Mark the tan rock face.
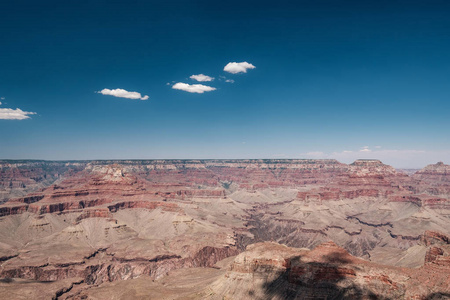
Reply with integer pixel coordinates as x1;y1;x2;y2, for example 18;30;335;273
210;238;450;300
0;161;84;204
0;159;449;299
413;161;450;196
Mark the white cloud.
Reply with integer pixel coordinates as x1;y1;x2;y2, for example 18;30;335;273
224;62;256;74
219;76;235;83
172;82;216;94
0;102;2;105
360;146;371;152
305;151;325;158
190;74;214;82
0;108;36;120
0;97;4;100
97;88;149;100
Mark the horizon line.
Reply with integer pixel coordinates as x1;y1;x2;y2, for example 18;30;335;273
0;158;444;169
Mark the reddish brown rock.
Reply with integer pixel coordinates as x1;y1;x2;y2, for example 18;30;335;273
107;201;180;213
425;247;444;263
421;230;450;246
75;208;113;222
0;159;449;299
211;238;450;300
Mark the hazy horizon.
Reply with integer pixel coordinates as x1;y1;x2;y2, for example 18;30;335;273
0;157;442;169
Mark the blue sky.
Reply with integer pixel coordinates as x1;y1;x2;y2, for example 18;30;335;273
1;0;449;167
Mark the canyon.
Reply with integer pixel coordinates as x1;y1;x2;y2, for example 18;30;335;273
0;159;449;299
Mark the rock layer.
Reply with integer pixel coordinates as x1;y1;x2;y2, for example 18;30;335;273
0;159;449;299
207;238;450;299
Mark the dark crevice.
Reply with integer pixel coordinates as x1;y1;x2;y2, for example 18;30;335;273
83;248;107;260
53;279;84;300
347;216;393;228
0;254;19;262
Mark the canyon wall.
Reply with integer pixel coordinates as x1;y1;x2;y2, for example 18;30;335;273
0;159;449;299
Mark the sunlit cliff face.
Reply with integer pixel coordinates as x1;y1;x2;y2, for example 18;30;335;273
0;159;449;299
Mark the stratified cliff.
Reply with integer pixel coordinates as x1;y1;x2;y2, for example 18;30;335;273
0;160;85;204
0;159;448;299
207;232;450;300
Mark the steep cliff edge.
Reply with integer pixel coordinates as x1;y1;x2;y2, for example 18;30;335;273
207;235;450;300
0;161;85;204
0;159;449;299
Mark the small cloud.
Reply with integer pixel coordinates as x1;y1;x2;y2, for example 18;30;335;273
172;82;216;94
0;108;36;120
359;146;371;152
0;97;4;100
0;102;2;105
219;76;234;83
97;88;149;100
190;74;214;82
224;62;256;74
303;151;325;158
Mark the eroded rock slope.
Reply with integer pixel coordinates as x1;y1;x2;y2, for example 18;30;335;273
0;159;449;299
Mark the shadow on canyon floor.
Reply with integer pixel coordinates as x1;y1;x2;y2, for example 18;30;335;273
261;257;379;299
258;250;450;300
0;277;55;284
424;293;450;300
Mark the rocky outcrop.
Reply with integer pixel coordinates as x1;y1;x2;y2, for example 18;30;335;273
107;201;180;213
414;161;450;180
425;247;444;263
0;204;28;217
210;238;450;300
0;159;449;299
75;209;112;223
413;162;450;196
421;230;450;246
297;188;380;201
0;245;238;286
0;161;85;204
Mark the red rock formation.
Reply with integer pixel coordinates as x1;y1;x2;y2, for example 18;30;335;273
0;204;28;217
414;161;450;181
0;160;449;299
214;236;450;299
413;162;450;195
0;161;84;203
423;197;450;209
0;246;238;286
425;247;444;263
421;230;450;246
297;188;380;201
75;209;113;223
388;194;422;205
107;201;180;213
